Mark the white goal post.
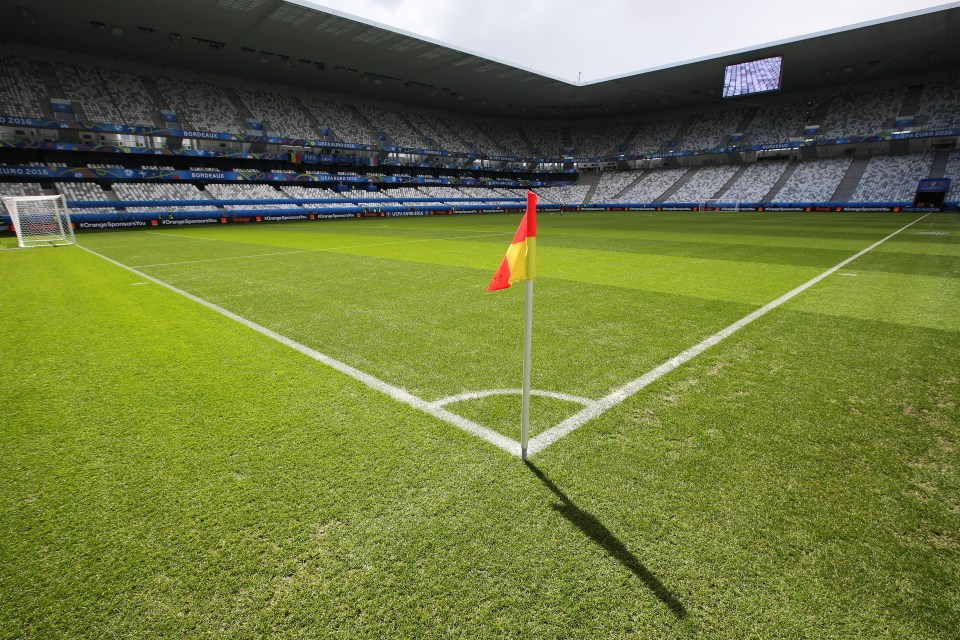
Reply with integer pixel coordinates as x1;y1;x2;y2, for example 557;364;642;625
700;199;740;212
2;195;76;248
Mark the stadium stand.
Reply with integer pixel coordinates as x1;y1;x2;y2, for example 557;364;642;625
54;63;125;125
722;160;791;202
522;123;565;157
457;187;521;201
916;77;960;130
665;165;740;203
0;54;46;119
0;182;44;215
278;185;350;206
300;97;375;145
617;167;689;202
98;68;160;127
572;122;633;158
745;101;808;143
944;150;960;202
54;182;117;213
677;110;743;151
235;88;317;139
626;116;686;155
772;157;853;202
480;122;527;157
357;104;425;148
817;87;907;139
204;183;293;209
1;26;959;217
850;154;935;202
431;116;501;155
154;76;242;133
403;113;471;153
111;182;214;211
592;170;644;202
0;181;43;198
533;185;590;205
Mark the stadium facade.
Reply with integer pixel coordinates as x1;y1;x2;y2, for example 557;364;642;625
1;0;960;228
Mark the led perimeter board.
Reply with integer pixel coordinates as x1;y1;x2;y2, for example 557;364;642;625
722;56;783;98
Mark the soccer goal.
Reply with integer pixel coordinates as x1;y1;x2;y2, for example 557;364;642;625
700;199;740;212
2;195;76;248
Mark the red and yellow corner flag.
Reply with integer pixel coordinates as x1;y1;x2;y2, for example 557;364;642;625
487;191;537;291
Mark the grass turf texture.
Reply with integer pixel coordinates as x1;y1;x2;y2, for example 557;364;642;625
1;211;958;638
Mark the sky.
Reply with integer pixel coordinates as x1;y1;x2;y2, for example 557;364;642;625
304;0;954;83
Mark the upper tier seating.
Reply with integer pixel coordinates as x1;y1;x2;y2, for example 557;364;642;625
55;63;124;125
916;78;960;130
850;154;934;202
155;77;242;133
479;122;527;157
404;113;471;153
772;157;852;202
5;53;959;163
572;122;632;158
817;87;906;138
677;110;744;151
522;124;564;157
300;98;375;145
0;54;46;118
99;68;158;127
746;101;807;143
236;88;316;140
626;116;685;155
357;104;425;148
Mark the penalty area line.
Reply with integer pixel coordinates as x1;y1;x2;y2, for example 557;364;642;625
526;212;932;456
78;244;522;458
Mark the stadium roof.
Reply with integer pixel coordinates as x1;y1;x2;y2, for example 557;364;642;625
2;0;959;117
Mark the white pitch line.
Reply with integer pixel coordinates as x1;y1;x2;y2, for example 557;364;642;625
432;388;593;408
79;244;522;457
132;231;510;268
76;212;930;461
526;213;931;456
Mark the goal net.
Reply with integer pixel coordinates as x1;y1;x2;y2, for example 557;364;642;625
2;195;75;248
700;199;740;212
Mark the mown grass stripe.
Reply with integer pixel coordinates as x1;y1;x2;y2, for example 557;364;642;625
78;244;523;457
528;213;931;455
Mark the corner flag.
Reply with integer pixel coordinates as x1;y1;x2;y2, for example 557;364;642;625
487;191;537;291
487;190;538;460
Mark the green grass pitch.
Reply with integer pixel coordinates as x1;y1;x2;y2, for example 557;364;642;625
2;210;958;638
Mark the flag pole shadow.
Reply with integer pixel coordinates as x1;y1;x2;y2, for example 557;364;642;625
525;461;687;619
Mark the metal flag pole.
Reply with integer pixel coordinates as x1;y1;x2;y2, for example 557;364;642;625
521;279;533;461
